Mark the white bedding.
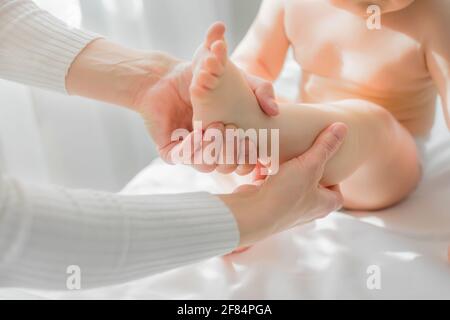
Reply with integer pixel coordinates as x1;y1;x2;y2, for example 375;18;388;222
2;101;448;300
1;59;449;300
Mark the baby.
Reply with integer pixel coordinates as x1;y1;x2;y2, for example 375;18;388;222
189;0;450;210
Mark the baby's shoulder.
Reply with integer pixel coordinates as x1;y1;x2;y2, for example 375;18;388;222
415;0;449;29
410;0;449;45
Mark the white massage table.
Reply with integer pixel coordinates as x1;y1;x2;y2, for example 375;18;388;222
1;60;449;300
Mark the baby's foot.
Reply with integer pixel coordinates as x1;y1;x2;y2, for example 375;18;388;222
190;22;261;129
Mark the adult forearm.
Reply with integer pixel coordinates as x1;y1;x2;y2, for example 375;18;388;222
66;39;183;110
0;0;98;92
0;176;238;289
0;0;183;108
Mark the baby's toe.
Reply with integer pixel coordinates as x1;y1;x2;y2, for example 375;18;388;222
197;70;220;90
205;22;225;49
205;55;225;77
190;81;208;98
211;40;228;66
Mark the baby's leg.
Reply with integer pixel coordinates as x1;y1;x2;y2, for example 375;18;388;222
191;23;421;210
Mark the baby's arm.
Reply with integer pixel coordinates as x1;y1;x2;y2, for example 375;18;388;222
425;1;450;129
232;0;289;81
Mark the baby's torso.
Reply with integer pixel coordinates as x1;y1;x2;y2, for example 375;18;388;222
283;0;437;136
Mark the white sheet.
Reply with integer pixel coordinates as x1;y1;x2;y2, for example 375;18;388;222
1;100;448;300
1;57;448;300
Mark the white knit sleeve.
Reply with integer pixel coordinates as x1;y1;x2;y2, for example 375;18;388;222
0;175;239;289
0;0;100;92
0;0;240;290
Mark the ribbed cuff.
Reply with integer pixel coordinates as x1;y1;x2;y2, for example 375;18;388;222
0;0;101;93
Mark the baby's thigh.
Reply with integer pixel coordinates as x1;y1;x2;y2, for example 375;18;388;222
340;123;422;211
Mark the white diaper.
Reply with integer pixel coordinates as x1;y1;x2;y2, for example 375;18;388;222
414;136;429;165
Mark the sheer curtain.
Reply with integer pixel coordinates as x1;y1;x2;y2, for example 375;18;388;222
0;0;261;191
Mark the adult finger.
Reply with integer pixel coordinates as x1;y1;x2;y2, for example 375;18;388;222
167;129;201;165
297;123;348;182
160;140;182;164
233;183;258;193
291;186;343;229
236;137;258;176
253;162;268;182
216;124;240;174
192;123;225;173
315;185;344;217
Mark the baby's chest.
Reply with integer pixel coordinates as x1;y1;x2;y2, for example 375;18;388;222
284;2;429;92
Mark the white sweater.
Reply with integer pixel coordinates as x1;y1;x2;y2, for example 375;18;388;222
0;0;239;290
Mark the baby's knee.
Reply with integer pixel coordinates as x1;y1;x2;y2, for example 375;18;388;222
335;99;398;144
336;99;393;123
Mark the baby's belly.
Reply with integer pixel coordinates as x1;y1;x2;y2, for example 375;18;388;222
299;73;437;137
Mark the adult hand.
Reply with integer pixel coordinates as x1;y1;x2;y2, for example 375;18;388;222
219;123;348;247
132;57;278;173
67;39;277;174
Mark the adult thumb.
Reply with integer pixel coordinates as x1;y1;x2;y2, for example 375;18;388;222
296;123;348;182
